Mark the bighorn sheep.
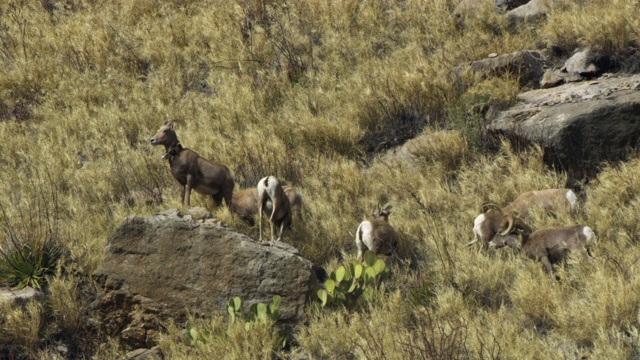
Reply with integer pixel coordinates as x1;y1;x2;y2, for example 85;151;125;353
355;203;399;261
488;214;596;273
257;176;292;242
231;185;303;226
150;121;235;207
470;188;578;247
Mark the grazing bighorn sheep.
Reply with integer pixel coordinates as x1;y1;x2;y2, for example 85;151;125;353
150;121;235;207
257;176;292;242
355;203;399;261
231;185;303;226
488;214;596;273
470;188;578;247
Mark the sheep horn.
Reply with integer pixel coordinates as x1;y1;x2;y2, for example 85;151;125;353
499;215;515;236
481;202;502;214
381;201;394;212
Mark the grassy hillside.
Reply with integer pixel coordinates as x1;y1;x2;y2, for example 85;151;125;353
1;0;639;358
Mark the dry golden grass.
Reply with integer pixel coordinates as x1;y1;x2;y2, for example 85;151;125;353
1;0;639;358
542;0;640;54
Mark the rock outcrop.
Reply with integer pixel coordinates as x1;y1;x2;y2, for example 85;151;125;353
451;50;547;88
90;209;318;349
505;0;546;25
563;48;617;78
0;287;44;306
488;74;640;177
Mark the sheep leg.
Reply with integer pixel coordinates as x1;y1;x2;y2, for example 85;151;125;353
270;197;278;221
276;221;284;242
223;189;233;208
355;234;364;261
270;219;275;241
258;205;264;241
541;256;553;274
212;193;223;207
356;242;364;261
180;185;186;206
185;175;194;207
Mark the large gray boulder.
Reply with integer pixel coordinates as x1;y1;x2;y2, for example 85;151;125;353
90;209;318;349
488;74;640;176
505;0;546;25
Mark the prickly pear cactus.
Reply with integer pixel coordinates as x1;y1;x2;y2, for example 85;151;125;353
317;250;389;309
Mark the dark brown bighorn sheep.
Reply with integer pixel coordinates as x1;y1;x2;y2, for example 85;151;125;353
150;121;235;207
231;185;303;226
355;202;399;261
470;188;578;247
257;176;292;242
488;214;596;274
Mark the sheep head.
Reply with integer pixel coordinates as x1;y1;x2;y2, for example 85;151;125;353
372;202;394;222
150;120;179;146
488;214;531;250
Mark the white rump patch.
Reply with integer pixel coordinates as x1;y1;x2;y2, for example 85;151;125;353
473;214;486;240
257;176;279;217
357;221;374;250
566;190;578;213
583;226;596;247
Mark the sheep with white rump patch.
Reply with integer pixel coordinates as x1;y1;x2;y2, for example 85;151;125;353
231;185;303;226
488;214;596;274
470;188;578;248
355;203;399;261
257;176;292;242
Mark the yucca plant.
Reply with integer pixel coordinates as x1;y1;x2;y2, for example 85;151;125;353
0;184;67;289
0;234;64;289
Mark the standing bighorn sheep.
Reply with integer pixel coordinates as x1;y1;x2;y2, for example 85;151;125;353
488;214;596;274
231;185;303;226
150;121;235;207
355;203;399;261
257;176;292;242
470;188;578;247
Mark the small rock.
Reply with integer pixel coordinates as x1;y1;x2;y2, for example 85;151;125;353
0;287;45;306
154;208;182;218
124;346;164;360
187;206;212;221
540;69;564;89
488;53;498;58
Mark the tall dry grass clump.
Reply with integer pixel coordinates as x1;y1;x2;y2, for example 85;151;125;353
0;0;639;358
543;0;640;55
